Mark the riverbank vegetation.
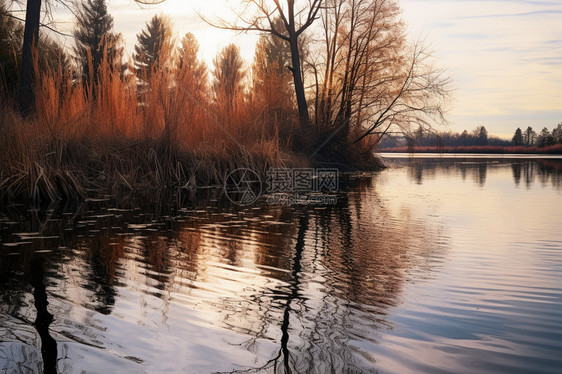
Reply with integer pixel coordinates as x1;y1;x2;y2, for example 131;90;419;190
379;124;562;153
381;144;562;154
0;0;449;205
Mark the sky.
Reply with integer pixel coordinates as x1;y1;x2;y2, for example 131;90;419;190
49;0;562;139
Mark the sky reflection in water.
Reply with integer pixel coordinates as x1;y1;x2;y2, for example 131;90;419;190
1;158;561;373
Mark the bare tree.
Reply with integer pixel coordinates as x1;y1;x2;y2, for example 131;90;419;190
204;0;323;126
352;42;450;145
312;0;450;148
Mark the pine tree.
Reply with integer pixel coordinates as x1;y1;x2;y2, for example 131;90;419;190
0;0;23;98
174;32;207;136
473;126;488;145
512;127;523;146
175;33;207;104
251;35;294;131
258;18;292;77
73;0;123;86
553;123;562;144
537;127;554;147
177;33;205;74
212;43;246;109
524;126;536;146
252;34;292;91
133;14;174;86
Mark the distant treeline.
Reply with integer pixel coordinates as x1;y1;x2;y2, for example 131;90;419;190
379;124;562;153
380;144;562;154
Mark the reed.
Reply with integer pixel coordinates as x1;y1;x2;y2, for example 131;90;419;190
1;44;386;205
0;52;297;205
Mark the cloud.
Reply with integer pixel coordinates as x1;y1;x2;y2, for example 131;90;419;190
401;0;562;137
455;9;562;20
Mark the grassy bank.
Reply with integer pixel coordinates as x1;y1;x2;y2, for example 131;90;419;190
0;122;294;204
0;113;381;205
379;144;562;154
0;60;382;205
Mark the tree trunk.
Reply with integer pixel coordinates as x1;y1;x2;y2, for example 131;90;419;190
15;0;42;116
30;256;58;374
289;35;309;126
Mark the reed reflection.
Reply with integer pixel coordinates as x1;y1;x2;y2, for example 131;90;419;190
1;177;446;373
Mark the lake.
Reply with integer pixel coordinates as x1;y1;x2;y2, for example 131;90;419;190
1;157;561;373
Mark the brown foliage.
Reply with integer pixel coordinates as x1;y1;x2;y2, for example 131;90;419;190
312;0;450;147
1;37;295;204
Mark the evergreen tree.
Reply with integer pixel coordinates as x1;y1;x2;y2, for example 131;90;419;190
174;33;207;129
259;18;292;77
133;14;174;86
473;126;488;145
524;126;536;146
459;130;469;146
212;43;245;109
175;32;207;103
250;35;294;134
73;0;123;85
0;0;23;99
177;33;204;74
552;123;562;144
251;35;292;100
537;127;554;147
512;127;523;146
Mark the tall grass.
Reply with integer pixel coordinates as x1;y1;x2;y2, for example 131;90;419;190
0;51;296;205
1;38;389;205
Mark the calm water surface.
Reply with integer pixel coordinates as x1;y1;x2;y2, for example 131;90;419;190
1;158;561;373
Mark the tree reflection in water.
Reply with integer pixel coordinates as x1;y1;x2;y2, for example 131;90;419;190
1;174;448;373
214;176;445;373
393;157;562;188
30;256;58;374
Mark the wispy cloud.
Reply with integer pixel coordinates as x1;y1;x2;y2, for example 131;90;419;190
401;0;562;137
455;9;562;19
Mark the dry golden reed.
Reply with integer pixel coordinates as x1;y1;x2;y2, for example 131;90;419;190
0;49;298;204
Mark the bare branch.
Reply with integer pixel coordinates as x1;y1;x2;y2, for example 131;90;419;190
1;11;72;37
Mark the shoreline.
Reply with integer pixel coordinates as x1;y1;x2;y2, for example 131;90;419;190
379;152;562;159
378;144;562;155
0;132;385;206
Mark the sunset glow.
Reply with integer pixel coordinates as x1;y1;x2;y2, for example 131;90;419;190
41;0;562;138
